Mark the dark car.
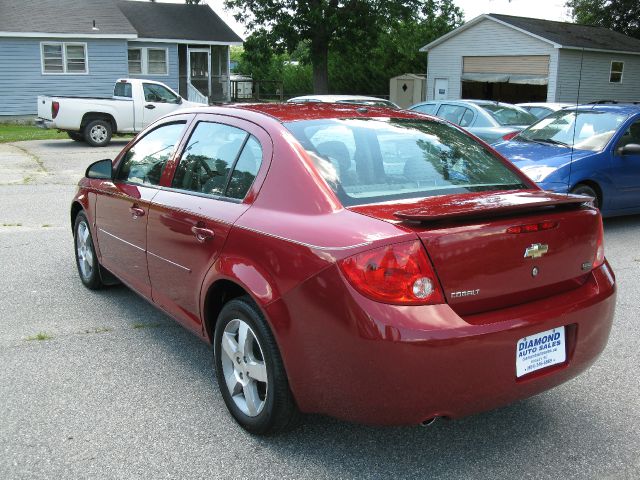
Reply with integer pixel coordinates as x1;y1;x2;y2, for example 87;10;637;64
72;103;615;434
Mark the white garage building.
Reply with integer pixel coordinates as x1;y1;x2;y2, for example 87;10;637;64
421;14;640;104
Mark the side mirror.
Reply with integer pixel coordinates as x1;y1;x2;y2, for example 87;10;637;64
617;143;640;155
176;96;183;105
86;159;113;179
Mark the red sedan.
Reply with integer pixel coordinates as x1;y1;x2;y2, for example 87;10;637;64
72;103;616;434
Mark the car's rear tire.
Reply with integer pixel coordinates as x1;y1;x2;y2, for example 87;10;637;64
213;296;299;434
571;183;600;209
74;212;103;290
84;119;112;147
67;132;84;142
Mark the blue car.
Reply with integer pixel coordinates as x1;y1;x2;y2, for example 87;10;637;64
493;104;640;217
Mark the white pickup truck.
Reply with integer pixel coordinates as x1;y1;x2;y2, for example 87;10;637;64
36;78;201;147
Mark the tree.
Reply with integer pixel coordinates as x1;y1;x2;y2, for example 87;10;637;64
566;0;640;39
224;0;453;94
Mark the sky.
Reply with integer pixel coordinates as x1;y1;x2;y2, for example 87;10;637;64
160;0;574;40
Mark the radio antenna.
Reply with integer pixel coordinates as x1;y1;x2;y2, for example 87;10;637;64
567;48;584;196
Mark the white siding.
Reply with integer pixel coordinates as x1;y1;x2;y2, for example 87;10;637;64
426;18;558;101
556;49;640;103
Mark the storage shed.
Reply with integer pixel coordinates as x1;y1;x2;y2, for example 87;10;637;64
420;14;640;104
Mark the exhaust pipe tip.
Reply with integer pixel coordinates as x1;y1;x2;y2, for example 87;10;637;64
420;416;438;427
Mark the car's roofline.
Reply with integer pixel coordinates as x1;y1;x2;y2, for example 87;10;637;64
173;102;430;123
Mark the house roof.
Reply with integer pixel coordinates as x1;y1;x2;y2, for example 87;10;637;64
0;0;243;44
0;0;137;37
420;14;640;55
117;1;243;44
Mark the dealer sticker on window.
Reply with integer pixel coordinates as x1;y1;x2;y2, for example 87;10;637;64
516;327;566;378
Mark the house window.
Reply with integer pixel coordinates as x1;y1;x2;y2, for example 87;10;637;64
148;49;168;75
610;61;624;83
41;42;87;74
128;49;142;74
127;47;168;75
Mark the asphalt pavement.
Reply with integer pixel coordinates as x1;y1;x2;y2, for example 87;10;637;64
0;139;639;479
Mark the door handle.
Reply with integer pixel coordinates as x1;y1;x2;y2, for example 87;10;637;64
145;104;156;110
130;206;145;218
191;226;215;243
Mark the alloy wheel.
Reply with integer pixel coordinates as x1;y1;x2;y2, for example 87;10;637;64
219;318;268;417
76;221;94;280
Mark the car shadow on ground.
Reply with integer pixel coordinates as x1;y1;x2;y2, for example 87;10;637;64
603;213;640;232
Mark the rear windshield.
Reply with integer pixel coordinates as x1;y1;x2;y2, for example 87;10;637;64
284;118;528;206
480;104;537;126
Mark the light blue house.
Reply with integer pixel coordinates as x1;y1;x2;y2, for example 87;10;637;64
0;0;243;119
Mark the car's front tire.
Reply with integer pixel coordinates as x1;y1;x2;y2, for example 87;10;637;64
213;296;299;434
571;183;600;209
74;212;103;289
84;119;112;147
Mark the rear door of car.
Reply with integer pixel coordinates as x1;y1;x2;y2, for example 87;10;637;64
95;118;189;297
146;113;271;333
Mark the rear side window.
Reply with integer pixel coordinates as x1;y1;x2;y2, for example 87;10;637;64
412;104;436;115
436;104;467;124
173;122;262;199
114;82;132;98
116;122;186;186
480;104;537;126
285;118;528;206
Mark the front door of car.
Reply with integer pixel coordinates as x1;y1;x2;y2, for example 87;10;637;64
147;115;268;334
94;120;188;297
142;82;184;127
611;118;640;210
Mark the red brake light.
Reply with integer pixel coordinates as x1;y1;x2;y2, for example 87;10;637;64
338;241;444;305
502;131;519;141
51;101;60;119
593;215;605;269
506;221;558;234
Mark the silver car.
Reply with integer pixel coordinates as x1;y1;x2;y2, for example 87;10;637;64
517;102;573;120
408;99;537;144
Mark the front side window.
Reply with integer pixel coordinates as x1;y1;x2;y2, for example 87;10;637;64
42;42;87;74
518;110;628;151
285;118;528;206
610;61;624;83
116;122;186;186
143;83;179;104
173;122;263;199
616;120;640;150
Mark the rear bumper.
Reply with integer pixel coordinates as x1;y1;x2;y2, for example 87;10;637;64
271;261;616;425
35;118;56;130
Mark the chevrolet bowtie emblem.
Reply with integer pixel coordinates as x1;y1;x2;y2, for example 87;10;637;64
524;243;549;259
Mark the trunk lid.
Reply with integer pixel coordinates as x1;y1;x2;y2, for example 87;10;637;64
350;190;599;317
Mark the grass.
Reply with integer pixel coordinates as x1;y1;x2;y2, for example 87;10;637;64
0;123;67;143
26;332;53;341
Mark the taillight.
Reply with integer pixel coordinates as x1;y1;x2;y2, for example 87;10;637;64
593;215;605;269
502;131;519;141
506;221;557;234
338;241;444;305
51;101;60;119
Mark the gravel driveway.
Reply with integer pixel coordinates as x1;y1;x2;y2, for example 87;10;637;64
1;139;639;479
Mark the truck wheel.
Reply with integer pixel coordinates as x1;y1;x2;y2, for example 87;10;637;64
84;120;112;147
67;132;84;142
